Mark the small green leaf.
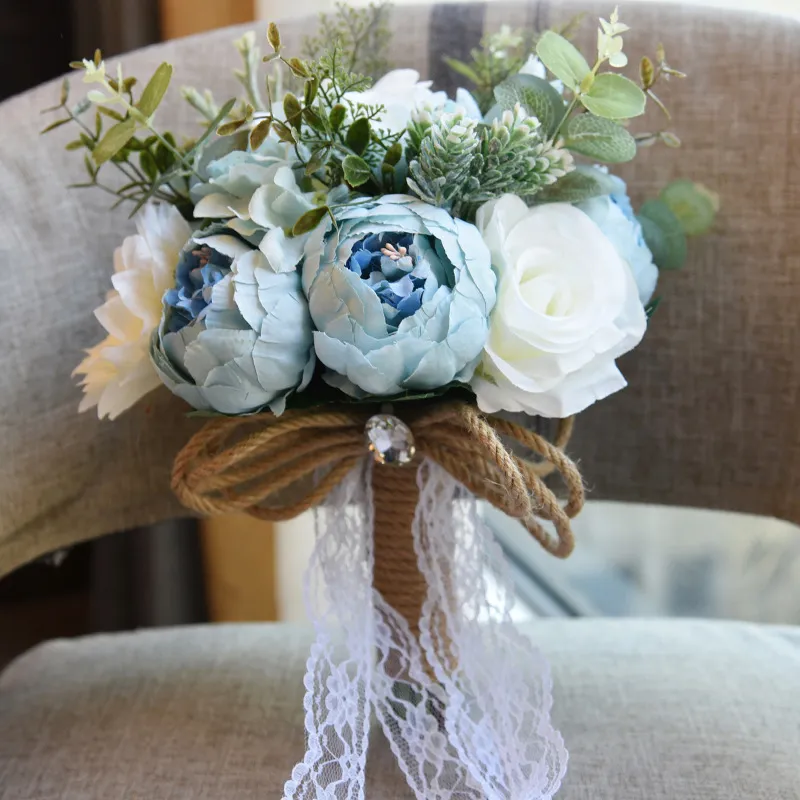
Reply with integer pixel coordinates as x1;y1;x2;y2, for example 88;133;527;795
304;78;319;106
272;119;295;143
154;134;177;171
345;117;370;155
581;73;646;119
305;148;329;176
98;105;125;121
644;295;662;319
140;150;158;181
94;110;102;136
329;104;346;132
137;63;173;118
659;180;719;236
65;139;84;151
60;78;69;105
267;22;281;51
640;56;655;90
493;74;566;137
284;57;309;78
535;30;591;91
283;93;303;129
383;141;403;167
535;165;619;204
443;57;481;86
292;206;329;236
40;118;71;134
564;114;637;163
638;199;688;270
92;118;136;164
303;107;325;132
217;118;246;136
249;118;272;150
342;154;372;187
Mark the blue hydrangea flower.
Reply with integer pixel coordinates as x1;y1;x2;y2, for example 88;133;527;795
578;177;658;304
302;195;496;397
151;234;315;415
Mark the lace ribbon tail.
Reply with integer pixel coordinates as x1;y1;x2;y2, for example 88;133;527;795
282;462;375;800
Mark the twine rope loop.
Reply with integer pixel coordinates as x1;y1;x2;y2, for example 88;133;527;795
172;402;584;558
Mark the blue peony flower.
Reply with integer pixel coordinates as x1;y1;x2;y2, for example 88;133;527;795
151;233;315;415
302;195;496;397
163;243;232;333
578;177;658;304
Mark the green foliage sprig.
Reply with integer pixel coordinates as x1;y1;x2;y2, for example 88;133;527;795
304;1;391;80
445;17;584;115
41;51;235;218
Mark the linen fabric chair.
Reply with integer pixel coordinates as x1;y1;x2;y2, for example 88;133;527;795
1;2;799;798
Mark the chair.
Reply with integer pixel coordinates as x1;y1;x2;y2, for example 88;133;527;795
1;2;798;797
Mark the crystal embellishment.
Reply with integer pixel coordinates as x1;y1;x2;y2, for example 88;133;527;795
364;414;416;466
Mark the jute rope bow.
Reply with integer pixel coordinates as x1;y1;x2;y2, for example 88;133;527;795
172;401;584;558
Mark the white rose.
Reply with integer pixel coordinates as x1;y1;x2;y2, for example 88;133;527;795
471;196;646;418
344;69;446;134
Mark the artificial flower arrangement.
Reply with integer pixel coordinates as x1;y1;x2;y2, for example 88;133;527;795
44;5;717;798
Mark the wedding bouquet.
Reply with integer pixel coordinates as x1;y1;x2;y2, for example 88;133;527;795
44;5;716;798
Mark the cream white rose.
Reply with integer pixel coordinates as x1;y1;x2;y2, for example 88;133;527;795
471;196;646;418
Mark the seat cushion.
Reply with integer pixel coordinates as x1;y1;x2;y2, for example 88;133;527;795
0;620;797;799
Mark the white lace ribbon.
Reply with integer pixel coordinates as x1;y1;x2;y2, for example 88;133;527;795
283;458;567;800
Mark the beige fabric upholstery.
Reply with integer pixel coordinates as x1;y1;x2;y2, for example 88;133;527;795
0;619;798;798
1;2;799;576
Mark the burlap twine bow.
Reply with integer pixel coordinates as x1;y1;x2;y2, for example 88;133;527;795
172;401;584;633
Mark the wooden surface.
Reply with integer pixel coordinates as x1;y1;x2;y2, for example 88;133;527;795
201;515;278;622
159;0;255;39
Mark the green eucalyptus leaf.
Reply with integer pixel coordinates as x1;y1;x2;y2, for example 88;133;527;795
249;118;272;150
93;118;136;164
186;98;236;157
139;149;158;181
305;147;329;176
564;114;637;163
535;30;591;91
292;205;329;236
644;295;662;319
638;199;688;270
267;22;281;51
329;104;346;132
217;118;246;136
303;106;325;132
40;118;71;134
283;92;302;129
98;105;125;122
534;165;619;204
345;117;370;155
581;73;646;119
137;63;173;118
443;57;481;86
342;154;372;187
304;77;319;106
659;180;719;236
285;57;309;78
272;119;295;143
493;74;566;137
383;141;403;167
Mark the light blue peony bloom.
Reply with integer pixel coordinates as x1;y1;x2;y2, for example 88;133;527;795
578;177;658;304
151;233;315;415
302;195;496;397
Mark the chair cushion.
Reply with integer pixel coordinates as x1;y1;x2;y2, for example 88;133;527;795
0;619;797;799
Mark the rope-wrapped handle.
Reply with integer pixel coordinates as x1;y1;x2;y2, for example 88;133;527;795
172;402;584;558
